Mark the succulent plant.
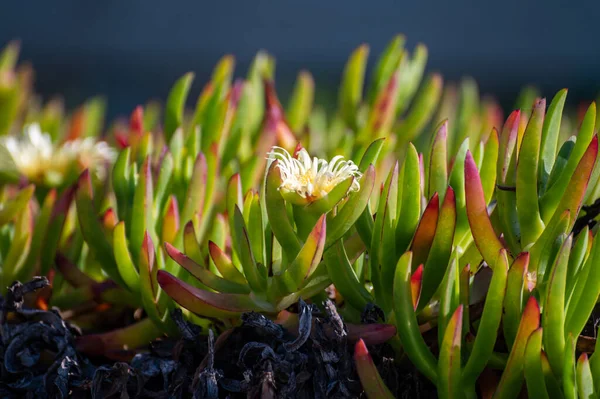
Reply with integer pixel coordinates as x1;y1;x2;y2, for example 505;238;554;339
157;143;377;319
2;35;600;398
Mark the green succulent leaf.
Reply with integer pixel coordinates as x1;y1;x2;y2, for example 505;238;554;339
276;214;326;294
538;89;568;193
438;305;463;399
462;248;508;388
326;164;375;248
393;251;438;383
338;44;369;130
495;296;540;399
287;70;314;133
232;206;267;293
523;328;550;399
164;72;194;142
516;98;546;247
542;233;571;375
113;221;140;295
324;239;372;311
395;143;422;253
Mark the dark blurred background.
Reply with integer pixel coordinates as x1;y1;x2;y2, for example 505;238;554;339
1;1;599;120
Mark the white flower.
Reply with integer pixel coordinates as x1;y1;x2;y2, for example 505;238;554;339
0;123;116;186
267;146;362;201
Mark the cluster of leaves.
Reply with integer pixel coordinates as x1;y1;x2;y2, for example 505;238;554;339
1;35;600;398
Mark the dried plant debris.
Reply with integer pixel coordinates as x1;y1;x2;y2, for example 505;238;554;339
1;281;438;398
0;278;93;398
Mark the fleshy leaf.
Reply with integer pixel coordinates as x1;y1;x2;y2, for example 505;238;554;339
338;44;369;129
113;221;140;295
326;165;375;247
462;249;508;388
324;239;373;310
277;215;326;294
396;143;422;253
504;252;529;349
354;339;395;399
393;251;438;383
495;296;540;399
543;234;571;375
516;98;546;247
410;193;439;269
164;72;194;142
438;305;463;399
523;328;549;399
208;241;246;284
539;89;568;193
465;151;506;268
157;270;272;318
165;243;250;294
427;120;448;200
287;70;314;133
419;186;456;309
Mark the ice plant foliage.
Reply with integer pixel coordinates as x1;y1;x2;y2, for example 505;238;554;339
267;146;362;202
1;37;600;398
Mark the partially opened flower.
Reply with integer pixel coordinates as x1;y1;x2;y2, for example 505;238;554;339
267;146;362;205
1;123;115;187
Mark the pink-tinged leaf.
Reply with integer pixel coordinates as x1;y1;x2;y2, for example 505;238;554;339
129;105;144;137
495;296;540;399
102;208;118;231
208;241;247;284
139;232;162;326
419;186;456;309
264;80;296;151
411;193;439;269
498;110;520;184
540;103;596;221
438;305;463;399
465;151;507;269
576;353;595;399
157;270;272;318
427;120;448;200
354;339;395;399
360;72;400;143
411;264;423;310
165;243;250;294
161;195;180;244
547;135;598;232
